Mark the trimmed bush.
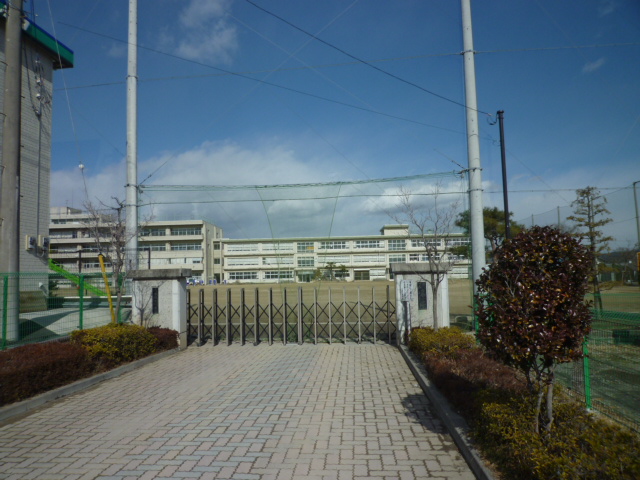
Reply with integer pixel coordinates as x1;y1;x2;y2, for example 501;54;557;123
473;388;640;479
0;342;92;406
71;323;157;369
147;327;179;351
408;326;475;359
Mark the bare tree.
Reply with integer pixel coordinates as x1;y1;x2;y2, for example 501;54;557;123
390;184;461;330
83;197;142;322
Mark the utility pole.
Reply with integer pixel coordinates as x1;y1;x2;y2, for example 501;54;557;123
633;180;640;250
125;0;138;272
461;0;486;291
497;110;511;239
0;0;24;343
0;0;23;275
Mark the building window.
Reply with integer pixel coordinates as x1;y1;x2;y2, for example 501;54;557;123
262;242;294;252
354;270;370;281
355;240;383;249
152;287;159;314
265;270;294;280
226;257;260;266
297;257;315;267
388;239;406;251
171;243;202;251
409;253;430;262
418;282;428;310
214;258;221;264
446;237;471;247
229;271;258;280
138;244;166;251
388;254;406;263
262;256;294;266
171;227;202;236
353;254;385;263
319;241;347;250
318;255;349;265
213;243;221;250
411;239;441;248
227;244;258;252
297;242;315;252
141;228;166;237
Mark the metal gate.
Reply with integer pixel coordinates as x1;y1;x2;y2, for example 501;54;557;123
186;285;396;346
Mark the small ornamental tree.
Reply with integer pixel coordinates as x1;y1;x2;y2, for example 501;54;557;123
475;226;593;434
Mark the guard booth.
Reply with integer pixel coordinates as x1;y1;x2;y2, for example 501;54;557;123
391;262;450;346
128;268;192;349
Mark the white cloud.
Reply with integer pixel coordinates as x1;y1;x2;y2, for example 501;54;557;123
51;140;471;240
106;42;126;59
166;0;238;64
582;57;606;74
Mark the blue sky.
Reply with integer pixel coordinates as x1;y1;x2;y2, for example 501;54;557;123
34;0;640;246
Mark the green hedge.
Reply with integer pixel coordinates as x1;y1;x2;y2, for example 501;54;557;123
407;329;640;479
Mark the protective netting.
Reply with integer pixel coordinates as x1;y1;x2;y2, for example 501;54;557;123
515;186;638;249
139;171;467;239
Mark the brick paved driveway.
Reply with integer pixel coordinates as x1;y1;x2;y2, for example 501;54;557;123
0;344;475;480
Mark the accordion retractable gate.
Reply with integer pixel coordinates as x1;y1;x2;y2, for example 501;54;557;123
187;286;397;346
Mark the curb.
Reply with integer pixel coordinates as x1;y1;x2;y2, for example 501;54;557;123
399;345;496;480
0;347;183;425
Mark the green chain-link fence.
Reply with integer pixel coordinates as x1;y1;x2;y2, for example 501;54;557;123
1;271;130;350
556;292;640;432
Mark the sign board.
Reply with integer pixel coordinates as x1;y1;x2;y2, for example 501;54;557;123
400;280;413;301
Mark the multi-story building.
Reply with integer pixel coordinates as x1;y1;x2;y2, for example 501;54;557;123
0;5;73;273
49;207;222;283
49;209;470;284
219;224;470;284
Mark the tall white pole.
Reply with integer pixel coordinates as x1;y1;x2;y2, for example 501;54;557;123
461;0;486;291
125;0;138;271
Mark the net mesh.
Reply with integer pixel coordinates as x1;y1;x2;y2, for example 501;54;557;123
139;171;467;240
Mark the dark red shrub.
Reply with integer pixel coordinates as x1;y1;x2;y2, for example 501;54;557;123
0;342;93;406
147;327;179;351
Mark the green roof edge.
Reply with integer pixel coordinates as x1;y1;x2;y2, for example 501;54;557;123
1;1;74;69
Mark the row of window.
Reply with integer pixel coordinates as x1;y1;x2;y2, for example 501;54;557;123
225;237;469;253
223;252;467;268
140;228;202;237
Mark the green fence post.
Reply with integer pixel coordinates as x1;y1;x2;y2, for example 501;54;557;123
2;276;8;350
583;337;592;410
78;275;84;330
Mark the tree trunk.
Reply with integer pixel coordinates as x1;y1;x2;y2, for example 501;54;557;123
431;273;439;330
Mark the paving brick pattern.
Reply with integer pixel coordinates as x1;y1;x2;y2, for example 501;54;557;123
0;345;475;480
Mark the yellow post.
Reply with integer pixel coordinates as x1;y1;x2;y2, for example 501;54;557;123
99;254;116;323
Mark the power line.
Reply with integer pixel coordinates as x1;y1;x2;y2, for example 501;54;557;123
244;0;492;117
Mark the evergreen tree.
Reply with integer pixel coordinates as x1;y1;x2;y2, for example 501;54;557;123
566;187;613;306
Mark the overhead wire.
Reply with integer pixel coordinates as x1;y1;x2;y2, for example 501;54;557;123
44;0;89;201
243;0;493;117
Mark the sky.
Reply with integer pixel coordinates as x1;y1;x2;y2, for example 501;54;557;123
32;0;640;247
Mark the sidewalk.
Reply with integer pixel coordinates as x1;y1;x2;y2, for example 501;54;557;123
0;344;476;480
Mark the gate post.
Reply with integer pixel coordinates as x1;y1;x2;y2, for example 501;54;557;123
372;287;377;344
226;289;232;346
297;288;303;345
283;289;288;345
254;288;259;346
128;268;191;349
197;288;204;346
268;288;273;346
343;287;347;344
213;289;218;345
240;289;246;346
